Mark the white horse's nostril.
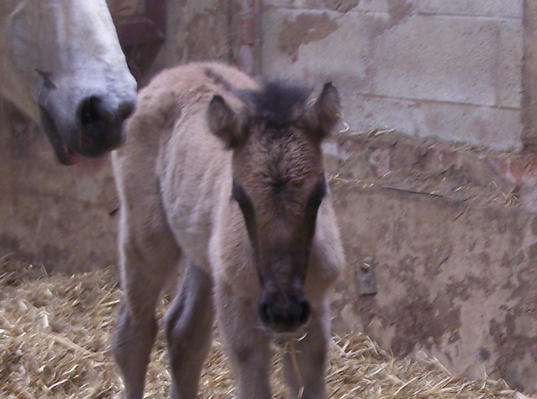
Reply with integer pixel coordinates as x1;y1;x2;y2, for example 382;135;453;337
78;96;135;132
116;100;135;121
78;96;110;129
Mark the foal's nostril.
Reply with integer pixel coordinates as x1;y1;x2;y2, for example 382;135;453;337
259;300;273;326
259;299;285;326
259;297;311;332
297;298;310;325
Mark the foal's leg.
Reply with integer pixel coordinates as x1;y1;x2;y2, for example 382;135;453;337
164;262;214;399
216;282;272;399
282;302;331;399
111;207;182;399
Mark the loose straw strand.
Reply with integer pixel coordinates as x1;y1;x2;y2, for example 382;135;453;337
287;340;305;399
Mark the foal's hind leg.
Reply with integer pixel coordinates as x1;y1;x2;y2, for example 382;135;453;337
216;282;272;399
282;302;331;399
111;198;182;399
164;262;214;399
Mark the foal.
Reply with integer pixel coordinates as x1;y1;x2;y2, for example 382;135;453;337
111;62;345;399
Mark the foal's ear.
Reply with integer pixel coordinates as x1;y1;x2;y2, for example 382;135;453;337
207;95;247;149
304;82;341;140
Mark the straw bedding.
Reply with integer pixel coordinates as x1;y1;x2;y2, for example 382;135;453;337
0;260;532;399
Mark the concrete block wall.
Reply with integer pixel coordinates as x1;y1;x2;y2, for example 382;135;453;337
261;0;525;151
0;104;118;274
324;131;537;392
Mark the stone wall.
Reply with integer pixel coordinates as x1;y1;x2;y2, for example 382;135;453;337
99;0;537;151
0;103;118;274
262;0;525;151
127;0;259;83
523;0;537;149
325;132;537;392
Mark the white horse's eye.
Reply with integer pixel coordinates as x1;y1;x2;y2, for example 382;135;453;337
35;69;57;89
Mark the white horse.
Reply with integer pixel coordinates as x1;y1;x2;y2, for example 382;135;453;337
0;0;137;164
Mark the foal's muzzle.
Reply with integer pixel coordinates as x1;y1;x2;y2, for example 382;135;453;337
259;294;311;333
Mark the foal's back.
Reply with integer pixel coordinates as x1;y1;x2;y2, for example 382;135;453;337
113;62;259;269
117;62;258;162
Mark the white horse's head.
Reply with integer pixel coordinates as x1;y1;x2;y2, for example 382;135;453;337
0;0;137;164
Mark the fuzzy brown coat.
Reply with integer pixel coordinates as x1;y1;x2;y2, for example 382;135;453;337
111;62;345;399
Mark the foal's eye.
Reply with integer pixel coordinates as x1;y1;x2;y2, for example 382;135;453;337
231;181;246;202
308;178;327;209
231;180;258;245
231;181;254;215
303;177;327;239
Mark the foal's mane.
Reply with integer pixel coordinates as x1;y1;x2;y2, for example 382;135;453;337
204;67;312;129
240;81;312;129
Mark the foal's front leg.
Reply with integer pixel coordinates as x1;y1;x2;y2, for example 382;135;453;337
215;282;271;399
282;302;331;399
165;262;214;399
111;199;182;399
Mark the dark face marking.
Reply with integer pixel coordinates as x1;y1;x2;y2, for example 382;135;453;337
232;170;325;333
205;68;235;93
207;78;340;333
270;176;290;195
240;81;312;130
231;170;327;285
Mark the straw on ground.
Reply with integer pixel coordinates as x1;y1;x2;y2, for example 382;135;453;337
0;261;531;399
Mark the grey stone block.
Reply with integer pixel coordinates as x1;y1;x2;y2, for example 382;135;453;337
263;0;363;12
262;9;382;92
522;0;537;147
263;0;321;8
344;94;523;151
371;15;499;106
418;0;523;18
356;0;418;14
263;0;419;14
497;19;523;108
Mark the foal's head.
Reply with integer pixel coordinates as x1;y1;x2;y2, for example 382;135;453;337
208;80;340;333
